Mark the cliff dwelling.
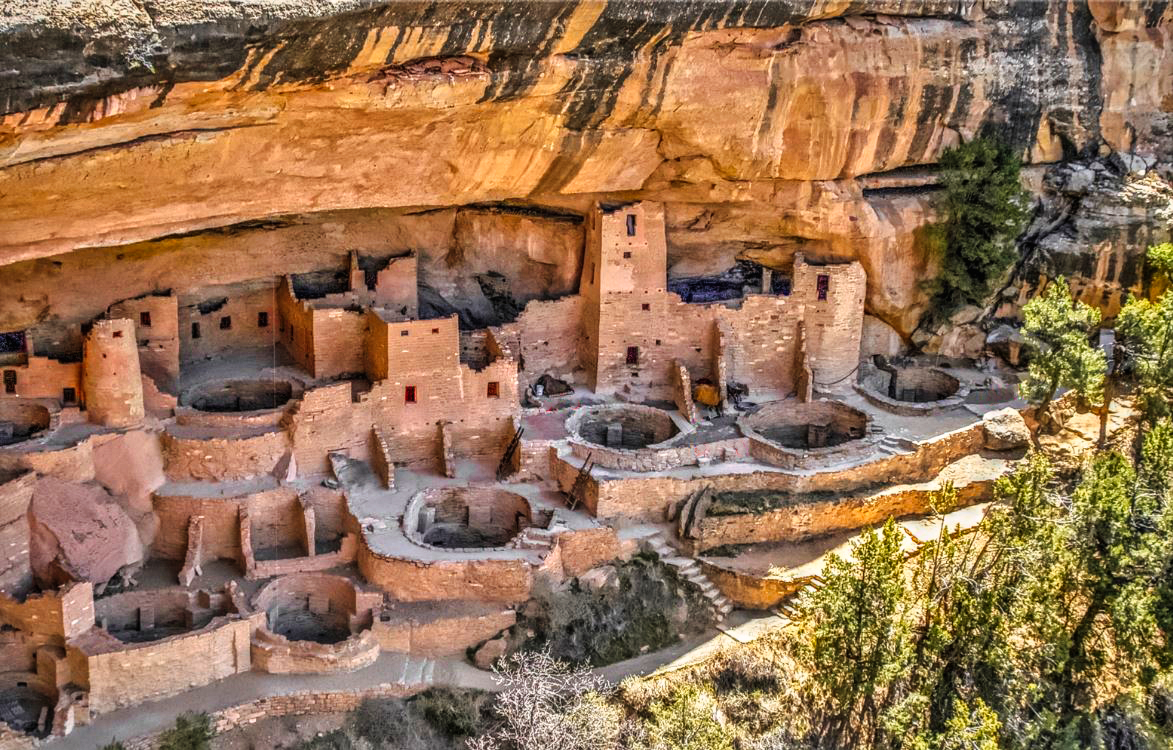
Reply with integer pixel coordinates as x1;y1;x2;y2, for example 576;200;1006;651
0;0;1168;746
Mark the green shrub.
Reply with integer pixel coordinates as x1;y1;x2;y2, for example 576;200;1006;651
350;697;408;746
410;687;484;739
158;712;213;750
644;684;734;750
925;137;1030;318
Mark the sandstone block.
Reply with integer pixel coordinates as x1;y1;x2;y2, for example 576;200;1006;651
983;408;1031;451
473;635;507;670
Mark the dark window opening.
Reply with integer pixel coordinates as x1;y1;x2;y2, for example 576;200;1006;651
3;370;16;394
626;346;639;366
626;214;637;236
816;274;830;301
641;303;650;311
774;276;792;296
487;381;499;398
405;385;417;404
0;331;25;354
139;311;152;327
112;330;123;338
220;316;232;330
655;339;661;346
623;252;632;259
191;322;201;339
257;311;269;328
590;263;596;285
431;328;439;334
62;387;76;404
401;330;410;337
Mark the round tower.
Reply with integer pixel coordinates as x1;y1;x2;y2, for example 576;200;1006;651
82;319;144;427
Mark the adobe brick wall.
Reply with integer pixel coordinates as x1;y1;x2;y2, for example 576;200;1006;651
180;284;278;366
251;628;380;674
108;294;180;393
0;582;94;640
70;615;254;715
689;471;996;553
373;607;515;656
698;560;807;610
791;254;866;390
555;527;621;578
492;295;584;385
285;383;369;477
0;352;81;404
0;437;96;482
372;254;418;316
152;494;242;562
0;471;35;593
358;546;533;603
569;422;985;522
82;319;144;427
160;428;289;482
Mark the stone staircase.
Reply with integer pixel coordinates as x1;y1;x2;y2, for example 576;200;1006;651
644;532;735;623
506;526;557;552
772;574;827;623
874;434;916;456
394;653;436;689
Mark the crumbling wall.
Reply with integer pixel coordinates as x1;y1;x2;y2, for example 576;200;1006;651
492;295;584;385
0;582;94;640
286;383;368;476
372;254;418;317
160;427;289;482
0;472;34;592
108;294;179;393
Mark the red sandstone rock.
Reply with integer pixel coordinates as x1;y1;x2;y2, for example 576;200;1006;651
28;478;143;590
473;635;508;670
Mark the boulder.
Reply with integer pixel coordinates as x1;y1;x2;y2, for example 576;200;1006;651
535;373;573;397
982;408;1031;451
473;636;508;670
936;324;987;360
860;315;907;358
28;478;144;590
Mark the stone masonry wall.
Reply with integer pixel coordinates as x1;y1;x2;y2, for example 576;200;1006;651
0;471;35;593
82;318;144;427
161;428;289;482
108;294;180;393
357;546;533;603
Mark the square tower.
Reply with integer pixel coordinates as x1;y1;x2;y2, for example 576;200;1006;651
579;202;670;394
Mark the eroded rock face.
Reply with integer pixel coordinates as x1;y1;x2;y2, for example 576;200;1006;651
0;0;1169;341
983;407;1031;451
28;477;144;590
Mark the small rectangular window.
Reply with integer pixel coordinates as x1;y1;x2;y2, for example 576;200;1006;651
139;311;152;327
112;330;123;338
641;303;650;311
191;322;201;339
623;252;632;259
62;387;76;404
487;381;500;398
405;385;417;404
220;316;232;330
400;330;410;337
626;346;639;365
431;328;439;334
626;214;637;237
816;274;830;301
257;311;269;328
3;370;16;394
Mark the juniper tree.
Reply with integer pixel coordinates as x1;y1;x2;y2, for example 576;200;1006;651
1019;279;1105;431
927;138;1031;317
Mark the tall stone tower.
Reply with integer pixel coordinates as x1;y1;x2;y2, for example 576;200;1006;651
83;318;145;427
579;201;670;394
